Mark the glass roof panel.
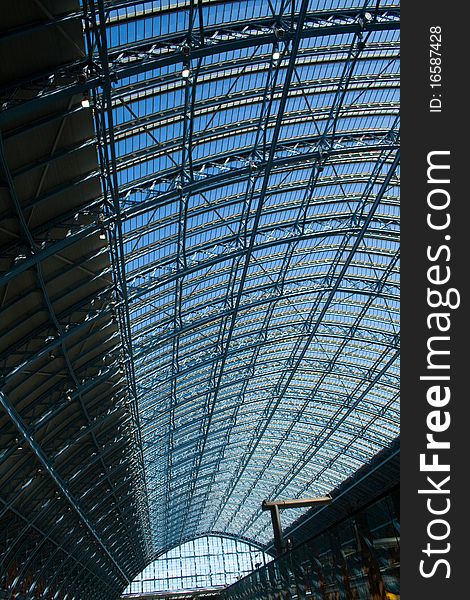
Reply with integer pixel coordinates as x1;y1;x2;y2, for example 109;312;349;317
123;535;270;595
92;0;400;553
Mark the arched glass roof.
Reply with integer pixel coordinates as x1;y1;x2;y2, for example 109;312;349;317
123;535;270;595
82;0;399;553
0;2;399;599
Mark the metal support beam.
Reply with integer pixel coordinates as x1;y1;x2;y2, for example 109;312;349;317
270;505;284;557
84;0;154;560
0;8;399;127
262;496;332;556
262;496;333;510
0;390;131;586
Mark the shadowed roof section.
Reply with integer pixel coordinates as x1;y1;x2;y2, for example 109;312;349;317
0;2;152;598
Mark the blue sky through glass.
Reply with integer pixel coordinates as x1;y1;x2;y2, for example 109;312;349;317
123;536;270;594
97;0;400;555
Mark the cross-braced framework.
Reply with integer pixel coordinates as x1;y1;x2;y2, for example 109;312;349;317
0;1;399;599
83;0;399;551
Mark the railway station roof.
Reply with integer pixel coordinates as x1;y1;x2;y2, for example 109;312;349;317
0;1;399;598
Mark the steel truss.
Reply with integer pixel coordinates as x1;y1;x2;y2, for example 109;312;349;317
82;0;400;564
1;1;400;598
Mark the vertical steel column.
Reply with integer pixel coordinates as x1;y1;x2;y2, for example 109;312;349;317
270;504;285;556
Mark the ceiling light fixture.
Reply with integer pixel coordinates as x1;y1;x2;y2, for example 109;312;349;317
81;92;90;108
